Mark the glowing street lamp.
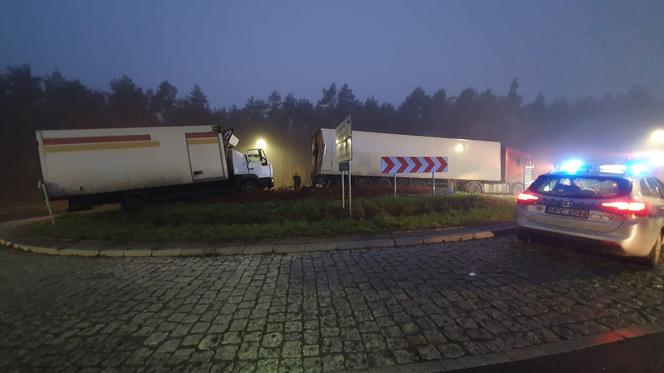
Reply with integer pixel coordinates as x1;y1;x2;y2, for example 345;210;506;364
649;129;664;145
256;138;267;150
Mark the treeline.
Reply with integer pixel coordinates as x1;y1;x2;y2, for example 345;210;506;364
2;64;664;204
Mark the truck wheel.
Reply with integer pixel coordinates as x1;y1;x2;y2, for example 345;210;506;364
376;178;391;187
511;182;524;196
466;181;482;194
648;233;663;268
121;196;146;212
357;177;373;187
240;180;258;193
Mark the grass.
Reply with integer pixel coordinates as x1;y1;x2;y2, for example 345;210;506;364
24;193;516;242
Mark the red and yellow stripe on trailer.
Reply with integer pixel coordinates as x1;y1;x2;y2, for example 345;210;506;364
43;134;159;152
185;132;219;145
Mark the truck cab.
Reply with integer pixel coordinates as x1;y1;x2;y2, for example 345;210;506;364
229;148;274;192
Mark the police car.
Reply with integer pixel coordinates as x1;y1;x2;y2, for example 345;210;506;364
516;160;664;267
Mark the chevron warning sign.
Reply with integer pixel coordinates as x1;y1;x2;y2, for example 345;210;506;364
381;156;448;174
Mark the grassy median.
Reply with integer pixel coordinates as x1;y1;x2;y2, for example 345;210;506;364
24;194;515;242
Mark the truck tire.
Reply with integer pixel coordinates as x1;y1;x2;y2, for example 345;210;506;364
357;177;373;187
376;178;391;187
396;177;409;186
121;196;146;212
466;181;483;194
511;182;524;196
240;180;258;193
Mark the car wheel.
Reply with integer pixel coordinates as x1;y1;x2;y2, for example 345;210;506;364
649;234;663;268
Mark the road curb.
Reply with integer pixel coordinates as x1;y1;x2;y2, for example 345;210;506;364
0;223;516;258
337;320;664;373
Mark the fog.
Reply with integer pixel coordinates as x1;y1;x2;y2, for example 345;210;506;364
2;67;664;204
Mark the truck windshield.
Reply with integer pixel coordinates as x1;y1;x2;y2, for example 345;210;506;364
529;174;632;198
246;149;261;162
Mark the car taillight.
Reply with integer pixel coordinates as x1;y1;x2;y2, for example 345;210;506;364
601;201;649;217
517;192;539;205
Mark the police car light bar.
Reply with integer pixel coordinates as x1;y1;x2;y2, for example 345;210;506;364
599;164;627;174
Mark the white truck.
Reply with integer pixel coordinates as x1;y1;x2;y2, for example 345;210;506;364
36;125;273;211
311;128;533;194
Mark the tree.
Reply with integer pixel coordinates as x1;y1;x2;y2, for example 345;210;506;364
2;64;42;123
43;69;107;129
267;91;282;118
336;83;359;117
151;80;178;123
244;96;268;121
427;88;447;135
0;72;6;118
507;78;522;107
316;82;337;110
109;75;148;125
364;96;379;112
526;92;546;115
399;87;431;133
177;84;210;124
282;93;297;118
187;84;208;109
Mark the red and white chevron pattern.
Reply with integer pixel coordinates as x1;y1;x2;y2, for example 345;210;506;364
381;156;448;174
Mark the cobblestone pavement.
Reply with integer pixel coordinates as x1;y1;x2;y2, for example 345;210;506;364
2;236;664;372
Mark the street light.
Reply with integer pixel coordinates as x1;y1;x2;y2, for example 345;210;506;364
256;138;267;150
649;129;664;145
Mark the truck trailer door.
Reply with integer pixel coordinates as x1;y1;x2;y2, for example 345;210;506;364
185;132;225;181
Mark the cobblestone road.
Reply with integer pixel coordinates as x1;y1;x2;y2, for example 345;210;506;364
2;236;664;372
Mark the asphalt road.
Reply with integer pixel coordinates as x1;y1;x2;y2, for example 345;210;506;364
2;234;664;372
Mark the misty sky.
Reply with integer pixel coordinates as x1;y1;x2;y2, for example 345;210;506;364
1;0;663;107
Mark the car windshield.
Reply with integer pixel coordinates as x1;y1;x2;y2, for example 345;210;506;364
529;174;632;198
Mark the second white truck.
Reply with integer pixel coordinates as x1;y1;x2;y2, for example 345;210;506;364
311;128;533;194
36;125;273;210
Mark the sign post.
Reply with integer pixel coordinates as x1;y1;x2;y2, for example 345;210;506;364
381;156;448;197
336;116;352;216
341;171;345;209
432;172;435;196
38;180;55;225
349;161;352;217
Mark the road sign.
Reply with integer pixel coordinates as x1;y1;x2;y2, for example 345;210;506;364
338;161;349;171
380;156;448;174
335;116;352;163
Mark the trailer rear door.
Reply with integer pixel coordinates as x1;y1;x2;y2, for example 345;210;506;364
185;132;225;181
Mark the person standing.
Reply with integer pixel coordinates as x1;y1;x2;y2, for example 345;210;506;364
293;172;302;190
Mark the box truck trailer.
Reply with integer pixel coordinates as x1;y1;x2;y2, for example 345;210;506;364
36;125;273;211
311;128;533;194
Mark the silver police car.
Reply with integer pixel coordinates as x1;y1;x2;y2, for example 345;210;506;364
516;164;664;267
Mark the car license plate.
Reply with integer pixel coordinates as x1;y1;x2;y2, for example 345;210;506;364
545;205;589;219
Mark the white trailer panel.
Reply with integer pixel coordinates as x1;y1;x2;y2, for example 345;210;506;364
37;125;228;198
315;129;502;181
